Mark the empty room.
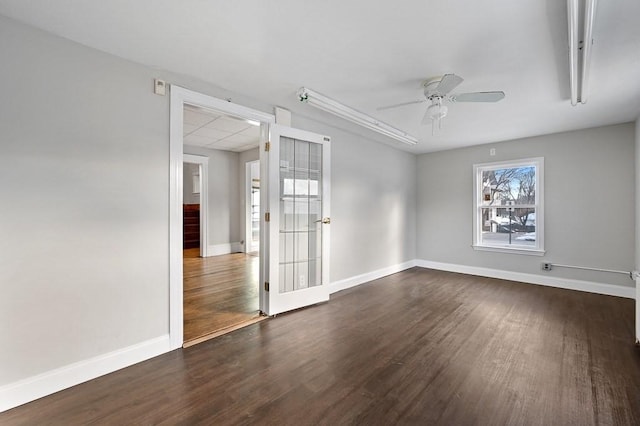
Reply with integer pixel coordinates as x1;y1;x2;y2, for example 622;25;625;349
0;1;639;424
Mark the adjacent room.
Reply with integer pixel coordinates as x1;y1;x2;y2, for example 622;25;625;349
0;0;639;423
181;105;263;346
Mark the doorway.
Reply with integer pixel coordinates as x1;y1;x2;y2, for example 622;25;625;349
181;104;266;346
169;87;275;349
182;154;209;258
169;86;332;350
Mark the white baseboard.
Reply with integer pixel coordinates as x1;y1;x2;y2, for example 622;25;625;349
330;260;417;294
207;242;242;257
0;335;172;413
416;259;635;299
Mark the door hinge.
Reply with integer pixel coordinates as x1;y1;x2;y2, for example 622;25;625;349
264;281;270;291
265;141;270;151
265;212;270;222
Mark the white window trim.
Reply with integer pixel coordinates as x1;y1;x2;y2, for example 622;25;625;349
472;157;545;256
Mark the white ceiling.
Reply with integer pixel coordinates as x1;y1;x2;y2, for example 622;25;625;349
183;105;260;152
1;0;638;153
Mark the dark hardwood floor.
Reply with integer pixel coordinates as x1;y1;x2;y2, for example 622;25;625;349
2;268;639;425
183;249;260;344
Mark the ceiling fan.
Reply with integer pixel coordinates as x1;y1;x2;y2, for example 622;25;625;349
378;74;505;134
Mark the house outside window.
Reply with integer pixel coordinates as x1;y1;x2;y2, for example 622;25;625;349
473;157;544;255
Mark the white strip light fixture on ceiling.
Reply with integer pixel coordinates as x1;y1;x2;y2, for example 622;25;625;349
297;87;418;145
567;0;597;105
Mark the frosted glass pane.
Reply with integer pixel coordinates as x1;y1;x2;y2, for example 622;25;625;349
309;259;319;288
281;201;294;231
278;136;322;294
309;229;319;260
285;263;294;293
295;232;309;262
294;140;310;170
296;261;309;289
279;264;286;293
284;232;294;263
295;201;309;230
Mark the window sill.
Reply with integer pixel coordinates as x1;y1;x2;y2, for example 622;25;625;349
472;245;545;256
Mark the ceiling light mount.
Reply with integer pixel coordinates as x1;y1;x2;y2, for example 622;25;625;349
297;87;418;145
422;77;443;94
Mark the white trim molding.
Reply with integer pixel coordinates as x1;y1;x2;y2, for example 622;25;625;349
636;276;640;343
0;335;171;413
169;85;275;349
183;154;209;258
330;260;417;294
471;245;545;256
416;259;635;299
207;242;243;257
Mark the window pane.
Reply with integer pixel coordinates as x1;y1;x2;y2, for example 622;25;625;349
480;207;536;247
481;166;535;206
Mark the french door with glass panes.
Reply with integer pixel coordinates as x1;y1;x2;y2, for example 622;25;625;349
261;124;330;316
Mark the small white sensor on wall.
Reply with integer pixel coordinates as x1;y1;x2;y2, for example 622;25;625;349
154;78;166;96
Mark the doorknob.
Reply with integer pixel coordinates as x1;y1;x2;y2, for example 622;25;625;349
315;217;331;224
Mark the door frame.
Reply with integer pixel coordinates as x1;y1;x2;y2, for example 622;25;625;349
245;160;260;254
634;272;640;345
169;86;275;349
183;154;209;257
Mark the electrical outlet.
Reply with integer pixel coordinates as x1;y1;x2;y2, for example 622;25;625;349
541;262;552;271
299;275;306;288
490;148;496;156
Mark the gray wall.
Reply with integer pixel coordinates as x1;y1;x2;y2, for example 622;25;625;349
417;123;635;288
182;162;200;205
183;145;241;247
0;16;170;384
0;15;418;388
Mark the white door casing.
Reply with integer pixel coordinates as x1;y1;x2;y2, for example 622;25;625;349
245;160;260;254
169;85;275;349
183;154;209;258
636;276;639;344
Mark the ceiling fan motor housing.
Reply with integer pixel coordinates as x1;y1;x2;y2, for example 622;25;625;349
423;77;445;97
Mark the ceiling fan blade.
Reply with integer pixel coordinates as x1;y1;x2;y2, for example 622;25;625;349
435;74;464;94
377;99;426;111
450;91;505;102
421;109;432;125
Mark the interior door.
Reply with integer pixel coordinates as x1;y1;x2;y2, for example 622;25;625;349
262;124;331;315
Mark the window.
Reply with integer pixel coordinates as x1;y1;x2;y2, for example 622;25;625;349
473;157;544;255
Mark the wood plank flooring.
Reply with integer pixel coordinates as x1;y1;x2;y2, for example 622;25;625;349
183;249;260;343
3;268;639;425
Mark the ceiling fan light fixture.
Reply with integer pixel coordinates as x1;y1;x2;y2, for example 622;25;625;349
427;101;448;120
426;99;448;136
